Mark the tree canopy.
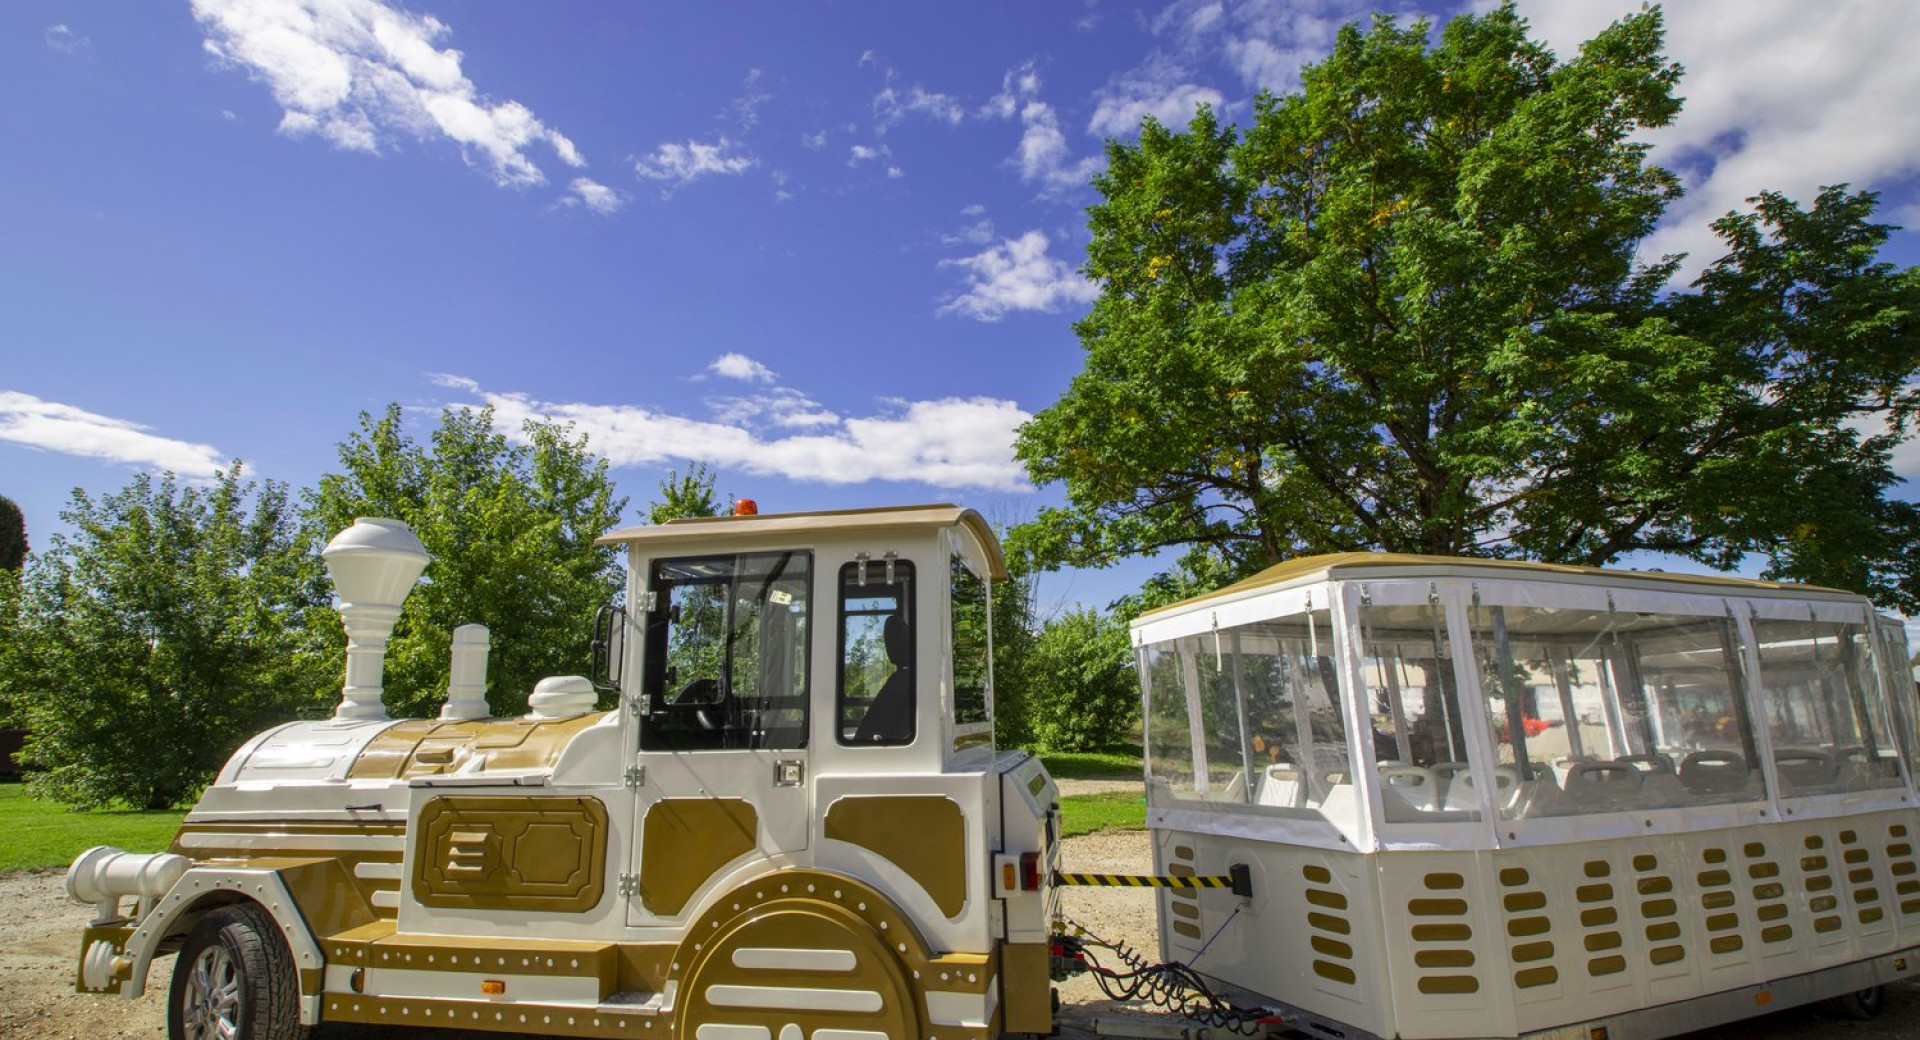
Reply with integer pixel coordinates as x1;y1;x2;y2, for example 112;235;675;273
1014;4;1920;609
7;469;319;809
303;405;628;718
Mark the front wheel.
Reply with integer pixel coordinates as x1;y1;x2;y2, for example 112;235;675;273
1827;985;1886;1021
168;903;309;1040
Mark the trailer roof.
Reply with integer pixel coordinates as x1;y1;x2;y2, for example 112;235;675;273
1136;551;1859;621
596;503;1007;580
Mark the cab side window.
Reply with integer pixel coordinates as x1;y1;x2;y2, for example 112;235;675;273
838;561;915;745
950;555;991;728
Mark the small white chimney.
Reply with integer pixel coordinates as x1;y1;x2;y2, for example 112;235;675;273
322;518;430;722
442;624;492;720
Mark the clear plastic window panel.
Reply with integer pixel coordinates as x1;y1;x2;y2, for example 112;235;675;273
1752;617;1903;794
1877;620;1920;781
1469;603;1763;817
1357;603;1480;821
1142;610;1355;823
643;552;811;750
950;556;991;728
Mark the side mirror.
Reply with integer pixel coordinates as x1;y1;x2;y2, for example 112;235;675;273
591;605;627;693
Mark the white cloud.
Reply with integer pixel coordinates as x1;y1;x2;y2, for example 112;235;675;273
45;24;91;54
848;143;891;167
634;136;756;186
982;61;1041;120
873;81;965;131
886;166;904;179
566;177;625;215
437;377;1032;492
800;130;829;150
1014;99;1101;193
941;206;997;246
190;0;588;190
985;61;1102;193
728;68;772;130
939;230;1096;322
1087;60;1225;135
0;391;225;478
708;387;840;429
710;353;777;383
1509;0;1920;283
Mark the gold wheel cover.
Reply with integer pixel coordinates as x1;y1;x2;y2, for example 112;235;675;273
677;899;918;1040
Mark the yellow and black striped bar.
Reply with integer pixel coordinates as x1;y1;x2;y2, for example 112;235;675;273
1054;864;1252;896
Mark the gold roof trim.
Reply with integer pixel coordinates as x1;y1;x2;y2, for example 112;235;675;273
596;504;1008;580
1137;551;1859;621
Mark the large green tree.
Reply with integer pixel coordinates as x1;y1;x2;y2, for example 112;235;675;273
303;405;628;718
8;468;321;809
1015;5;1920;609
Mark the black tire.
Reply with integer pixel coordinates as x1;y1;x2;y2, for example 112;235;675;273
167;902;310;1040
1827;985;1886;1021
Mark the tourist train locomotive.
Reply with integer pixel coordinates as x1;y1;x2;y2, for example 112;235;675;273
66;506;1061;1040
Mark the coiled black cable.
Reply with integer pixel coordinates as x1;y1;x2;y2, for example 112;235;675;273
1056;916;1277;1035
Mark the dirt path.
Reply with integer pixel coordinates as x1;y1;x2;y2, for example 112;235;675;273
3;837;1916;1040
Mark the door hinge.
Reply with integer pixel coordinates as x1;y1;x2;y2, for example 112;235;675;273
638;590;658;613
624;766;646;789
618;873;639;897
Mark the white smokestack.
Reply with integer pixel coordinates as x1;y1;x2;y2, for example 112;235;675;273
442;623;492;720
322;518;430;722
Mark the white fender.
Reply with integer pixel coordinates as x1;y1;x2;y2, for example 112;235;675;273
119;866;328;1026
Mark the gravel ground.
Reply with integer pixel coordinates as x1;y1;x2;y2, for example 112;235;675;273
3;821;1916;1040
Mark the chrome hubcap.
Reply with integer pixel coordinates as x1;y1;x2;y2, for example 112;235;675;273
180;943;241;1040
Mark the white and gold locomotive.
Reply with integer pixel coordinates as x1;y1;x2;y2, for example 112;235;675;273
65;505;1061;1040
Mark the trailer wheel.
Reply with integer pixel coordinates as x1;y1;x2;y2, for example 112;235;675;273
168;903;309;1040
1826;985;1886;1021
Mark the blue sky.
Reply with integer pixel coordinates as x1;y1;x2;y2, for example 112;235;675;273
5;0;1920;614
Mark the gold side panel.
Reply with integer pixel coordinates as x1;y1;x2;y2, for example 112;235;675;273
348;712;607;779
1002;941;1052;1034
413;796;608;913
259;858;377;940
169;822;405;919
823;795;968;918
619;943;674;995
640;798;758;916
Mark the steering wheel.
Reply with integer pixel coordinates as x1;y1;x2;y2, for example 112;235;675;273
672;677;718;705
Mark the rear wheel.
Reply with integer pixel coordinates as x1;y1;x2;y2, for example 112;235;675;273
1826;985;1886;1021
168;903;309;1040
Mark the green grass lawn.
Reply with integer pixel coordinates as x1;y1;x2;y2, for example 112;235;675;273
1057;790;1148;837
1039;747;1144;780
0;783;187;873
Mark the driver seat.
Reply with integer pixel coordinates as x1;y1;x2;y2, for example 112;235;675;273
854;613;913;743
